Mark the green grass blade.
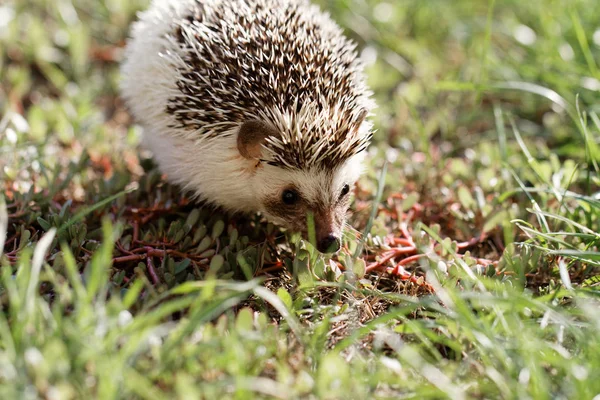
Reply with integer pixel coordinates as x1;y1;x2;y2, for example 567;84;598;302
570;9;599;78
353;160;387;259
25;228;56;317
0;196;6;258
56;185;137;235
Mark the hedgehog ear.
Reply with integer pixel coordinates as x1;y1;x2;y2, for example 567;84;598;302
237;120;278;159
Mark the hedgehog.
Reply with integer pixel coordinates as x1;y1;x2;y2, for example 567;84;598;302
120;0;375;253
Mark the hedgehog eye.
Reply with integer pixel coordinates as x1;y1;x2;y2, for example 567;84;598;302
339;184;350;199
282;189;299;205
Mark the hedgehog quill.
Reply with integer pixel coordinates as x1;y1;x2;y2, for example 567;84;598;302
121;0;375;253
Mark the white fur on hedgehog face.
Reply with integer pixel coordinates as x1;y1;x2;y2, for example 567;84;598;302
251;151;365;250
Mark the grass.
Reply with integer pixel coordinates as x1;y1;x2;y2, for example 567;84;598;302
1;0;600;398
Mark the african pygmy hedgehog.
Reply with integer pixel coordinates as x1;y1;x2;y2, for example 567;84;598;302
121;0;375;253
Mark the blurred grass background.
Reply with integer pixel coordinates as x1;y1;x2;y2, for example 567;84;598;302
1;0;600;398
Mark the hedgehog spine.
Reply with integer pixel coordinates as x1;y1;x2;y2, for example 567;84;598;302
121;0;375;252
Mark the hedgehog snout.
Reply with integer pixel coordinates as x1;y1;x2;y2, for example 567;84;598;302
317;234;341;253
260;194;346;253
313;208;345;254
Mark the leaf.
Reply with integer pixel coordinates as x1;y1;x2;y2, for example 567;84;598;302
312;257;326;280
208;255;225;273
277;288;293;311
174;259;192;275
185;208;201;228
545;250;600;263
236;252;255;280
352;258;366;279
402;192;419;212
18;229;31;251
195;236;212;254
192;224;207;244
37;217;52;232
235;307;254;332
457;186;475;210
211;220;225;239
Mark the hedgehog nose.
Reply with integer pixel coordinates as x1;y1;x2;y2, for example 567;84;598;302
317;235;341;253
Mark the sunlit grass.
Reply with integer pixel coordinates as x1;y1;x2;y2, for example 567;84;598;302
1;0;600;397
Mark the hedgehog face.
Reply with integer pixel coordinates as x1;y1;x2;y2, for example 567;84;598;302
254;154;364;253
237;120;367;253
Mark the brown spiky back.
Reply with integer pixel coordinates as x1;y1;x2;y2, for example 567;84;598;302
166;0;375;169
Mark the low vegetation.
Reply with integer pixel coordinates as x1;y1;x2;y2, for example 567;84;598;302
1;0;600;398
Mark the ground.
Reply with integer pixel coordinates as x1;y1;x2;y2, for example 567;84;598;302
1;0;600;398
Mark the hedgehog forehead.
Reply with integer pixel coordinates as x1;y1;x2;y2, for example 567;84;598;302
292;168;335;206
258;153;363;207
